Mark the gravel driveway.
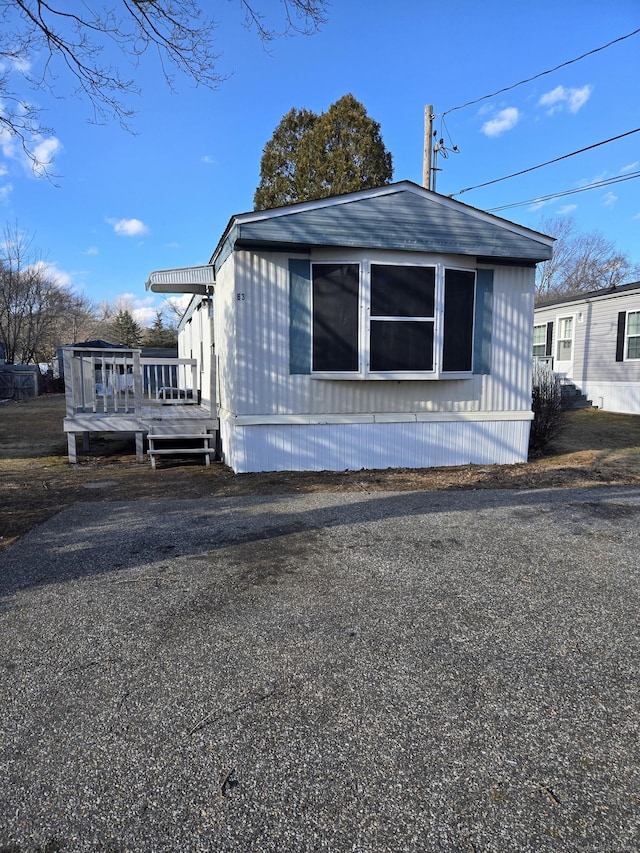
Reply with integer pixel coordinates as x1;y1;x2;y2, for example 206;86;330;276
1;486;639;852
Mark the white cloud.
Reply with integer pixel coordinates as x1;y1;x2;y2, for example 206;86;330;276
0;123;17;160
0;181;12;203
620;161;639;174
85;246;99;256
481;107;519;137
603;191;618;208
201;155;217;165
108;217;150;237
538;84;592;115
133;305;157;326
31;136;62;176
30;260;73;288
557;204;578;215
0;117;61;176
111;293;160;327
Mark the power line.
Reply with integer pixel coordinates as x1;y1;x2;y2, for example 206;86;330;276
487;171;640;212
442;27;640;118
451;128;640;197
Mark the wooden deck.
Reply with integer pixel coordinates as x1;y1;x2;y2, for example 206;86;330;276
62;346;217;464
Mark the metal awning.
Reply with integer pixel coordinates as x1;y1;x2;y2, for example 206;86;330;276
145;265;215;294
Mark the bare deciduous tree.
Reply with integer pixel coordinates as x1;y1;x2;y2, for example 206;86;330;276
1;1;328;172
0;224;95;363
535;216;640;304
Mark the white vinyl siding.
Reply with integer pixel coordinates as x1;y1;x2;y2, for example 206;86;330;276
533;288;640;414
214;250;534;423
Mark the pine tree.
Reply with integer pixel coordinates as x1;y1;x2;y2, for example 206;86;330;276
145;311;178;348
111;309;143;348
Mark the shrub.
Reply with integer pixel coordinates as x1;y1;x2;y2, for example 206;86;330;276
529;360;564;455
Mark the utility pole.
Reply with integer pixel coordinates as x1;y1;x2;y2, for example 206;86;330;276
423;105;433;190
432;138;444;193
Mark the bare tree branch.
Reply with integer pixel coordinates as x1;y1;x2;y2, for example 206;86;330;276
0;1;328;174
535;215;640;303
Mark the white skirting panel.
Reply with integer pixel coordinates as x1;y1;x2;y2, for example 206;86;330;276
583;381;640;414
221;417;532;473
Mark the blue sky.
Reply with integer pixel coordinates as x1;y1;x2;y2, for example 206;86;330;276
2;0;639;325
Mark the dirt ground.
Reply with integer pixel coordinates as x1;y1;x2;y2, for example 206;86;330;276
2;393;640;551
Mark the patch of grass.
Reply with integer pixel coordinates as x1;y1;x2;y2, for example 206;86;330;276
2;395;640;551
549;408;640;454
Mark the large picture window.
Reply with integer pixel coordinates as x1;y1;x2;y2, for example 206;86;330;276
309;261;479;377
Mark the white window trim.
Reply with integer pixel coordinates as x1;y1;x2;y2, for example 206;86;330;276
555;314;574;362
310;259;476;381
625;310;640;360
532;323;547;358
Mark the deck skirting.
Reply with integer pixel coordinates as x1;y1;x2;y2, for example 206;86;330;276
221;414;532;473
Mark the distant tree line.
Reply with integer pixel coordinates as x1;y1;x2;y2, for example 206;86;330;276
0;225;178;366
535;215;640;304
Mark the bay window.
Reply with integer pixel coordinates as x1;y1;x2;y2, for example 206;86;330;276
309;261;479;377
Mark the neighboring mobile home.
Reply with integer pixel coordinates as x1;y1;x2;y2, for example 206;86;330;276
146;181;554;473
533;281;640;413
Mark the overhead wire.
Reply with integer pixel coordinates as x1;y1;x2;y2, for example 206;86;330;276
486;171;640;212
451;128;640;197
441;27;640;118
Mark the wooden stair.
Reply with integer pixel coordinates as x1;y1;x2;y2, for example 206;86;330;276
560;381;594;411
147;432;214;469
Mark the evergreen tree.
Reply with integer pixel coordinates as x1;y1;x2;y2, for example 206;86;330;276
254;94;393;210
111;309;143;348
253;107;318;210
145;311;178;348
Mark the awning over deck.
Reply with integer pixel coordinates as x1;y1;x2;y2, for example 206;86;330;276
145;265;215;294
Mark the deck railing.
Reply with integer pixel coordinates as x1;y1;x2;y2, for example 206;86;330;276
63;346;200;415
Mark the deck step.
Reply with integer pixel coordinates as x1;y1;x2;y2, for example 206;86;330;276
147;432;214;469
147;433;211;440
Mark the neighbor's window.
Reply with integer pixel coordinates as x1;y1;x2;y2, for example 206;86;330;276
311;262;476;376
532;324;547;358
626;311;640;359
556;316;573;360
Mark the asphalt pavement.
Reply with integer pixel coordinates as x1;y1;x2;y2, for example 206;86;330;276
1;485;639;852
